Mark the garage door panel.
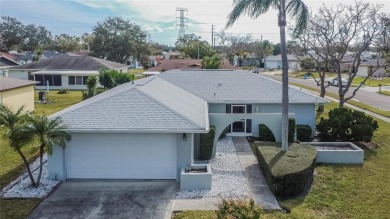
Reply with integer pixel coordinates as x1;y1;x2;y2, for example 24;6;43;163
65;133;177;179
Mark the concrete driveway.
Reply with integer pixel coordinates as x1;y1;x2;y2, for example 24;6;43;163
28;181;177;219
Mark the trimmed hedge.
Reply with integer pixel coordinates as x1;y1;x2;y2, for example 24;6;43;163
218;126;230;140
253;142;317;196
199;126;216;160
258;124;276;141
297;125;312;142
258;118;296;142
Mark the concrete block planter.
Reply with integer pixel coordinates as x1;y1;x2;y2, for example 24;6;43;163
301;142;364;164
180;164;212;190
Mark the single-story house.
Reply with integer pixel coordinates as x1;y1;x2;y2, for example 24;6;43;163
7;56;128;90
264;54;301;70
48;70;327;184
356;59;388;77
146;59;237;72
0;77;37;112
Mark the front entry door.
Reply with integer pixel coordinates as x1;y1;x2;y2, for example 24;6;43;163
231;105;246;134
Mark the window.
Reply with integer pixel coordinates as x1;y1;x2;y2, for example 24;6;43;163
34;74;62;86
69;76;89;85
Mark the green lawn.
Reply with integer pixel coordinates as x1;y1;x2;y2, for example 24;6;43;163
351;77;390;87
0;90;83;219
174;102;390;219
290;82;390;118
378;91;390;96
274;71;338;79
128;68;145;74
34;90;83;115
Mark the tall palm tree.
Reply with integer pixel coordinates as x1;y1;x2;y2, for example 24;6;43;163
0;105;36;186
25;114;71;186
226;0;309;151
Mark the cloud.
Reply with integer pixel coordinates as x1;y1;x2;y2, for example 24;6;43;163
143;25;164;33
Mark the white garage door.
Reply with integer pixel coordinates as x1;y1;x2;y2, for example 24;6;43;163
65;133;177;179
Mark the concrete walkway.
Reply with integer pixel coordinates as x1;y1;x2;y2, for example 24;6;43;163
233;137;281;210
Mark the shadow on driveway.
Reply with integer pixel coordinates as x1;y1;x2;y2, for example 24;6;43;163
28;181;177;219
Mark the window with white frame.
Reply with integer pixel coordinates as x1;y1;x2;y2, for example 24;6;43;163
69;76;88;85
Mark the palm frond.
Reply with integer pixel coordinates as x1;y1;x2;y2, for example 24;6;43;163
286;0;309;36
226;0;276;28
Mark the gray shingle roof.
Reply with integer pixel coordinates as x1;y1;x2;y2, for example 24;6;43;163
8;56;127;70
50;77;208;132
158;70;327;103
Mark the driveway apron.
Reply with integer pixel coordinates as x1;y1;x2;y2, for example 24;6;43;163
28;181;177;219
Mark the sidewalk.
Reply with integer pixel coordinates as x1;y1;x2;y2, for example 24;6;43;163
233;137;281;210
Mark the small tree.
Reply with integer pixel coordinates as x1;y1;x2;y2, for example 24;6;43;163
25;114;71;186
317;108;378;142
0;105;36;186
202;54;221;69
82;75;97;100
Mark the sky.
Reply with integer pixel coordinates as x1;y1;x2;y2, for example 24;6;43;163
1;0;390;46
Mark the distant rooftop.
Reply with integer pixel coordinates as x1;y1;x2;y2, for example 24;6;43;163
8;56;127;71
0;77;37;92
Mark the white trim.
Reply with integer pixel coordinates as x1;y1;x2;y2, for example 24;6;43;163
230;105;247;134
67;129;209;133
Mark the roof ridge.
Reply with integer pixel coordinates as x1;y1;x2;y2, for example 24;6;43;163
135;85;205;130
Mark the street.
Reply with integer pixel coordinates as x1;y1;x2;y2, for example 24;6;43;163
261;73;390;111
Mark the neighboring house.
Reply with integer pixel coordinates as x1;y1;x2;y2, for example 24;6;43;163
48;70;327;184
0;77;37;112
147;59;237;72
264;55;301;70
0;53;20;76
10;51;72;64
7;56;128;90
356;59;388;77
162;51;184;59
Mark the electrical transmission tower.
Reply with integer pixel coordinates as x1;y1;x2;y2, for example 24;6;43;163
176;7;188;40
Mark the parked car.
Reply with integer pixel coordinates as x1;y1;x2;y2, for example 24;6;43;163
328;78;348;87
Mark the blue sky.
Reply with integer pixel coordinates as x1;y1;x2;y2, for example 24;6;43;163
1;0;389;46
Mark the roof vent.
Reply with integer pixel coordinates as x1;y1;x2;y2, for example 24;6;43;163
214;92;216;96
218;81;222;86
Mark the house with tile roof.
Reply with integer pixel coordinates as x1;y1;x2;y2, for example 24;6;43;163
47;69;327;187
146;59;237;72
7;56;128;90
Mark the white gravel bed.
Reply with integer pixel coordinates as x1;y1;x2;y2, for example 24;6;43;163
175;137;251;199
1;154;60;198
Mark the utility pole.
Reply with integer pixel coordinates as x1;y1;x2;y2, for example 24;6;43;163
176;8;188;40
211;25;215;47
261;35;263;43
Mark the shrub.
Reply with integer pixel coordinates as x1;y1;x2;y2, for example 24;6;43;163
254;142;317;196
57;89;68;94
317;108;379;142
297;125;312;142
258;124;276;142
99;69;133;89
258;119;295;142
288;118;296;143
217;198;262;219
218;126;230;140
199;126;216;160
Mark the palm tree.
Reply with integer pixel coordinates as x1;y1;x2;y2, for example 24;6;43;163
226;0;309;151
0;105;36;186
25;114;71;186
